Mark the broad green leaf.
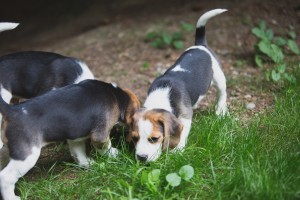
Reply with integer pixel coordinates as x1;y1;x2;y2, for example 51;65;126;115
145;31;157;40
284;73;297;83
150;38;164;49
181;21;194;32
255;55;263;68
287;40;300;55
141;171;149;185
148;169;160;183
271;70;281;82
259;20;266;30
252;28;266;40
172;32;183;40
274;37;287;46
179;165;194;181
277;64;286;73
166;173;181;187
173;41;184;49
288;31;297;40
270;44;284;62
161;32;172;45
258;41;284;63
266;29;273;41
258;40;272;58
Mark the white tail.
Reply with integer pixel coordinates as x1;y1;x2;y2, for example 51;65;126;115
0;22;19;33
196;9;227;28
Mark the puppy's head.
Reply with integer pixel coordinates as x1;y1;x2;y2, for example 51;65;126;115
127;108;183;162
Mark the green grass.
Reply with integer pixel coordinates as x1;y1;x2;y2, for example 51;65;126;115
17;85;300;199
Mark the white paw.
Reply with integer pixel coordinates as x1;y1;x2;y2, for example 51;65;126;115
108;147;119;158
12;196;21;200
2;195;21;200
216;105;228;116
170;145;185;153
97;148;119;158
79;158;94;168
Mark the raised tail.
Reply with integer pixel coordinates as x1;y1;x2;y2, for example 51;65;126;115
195;9;227;46
0;22;19;33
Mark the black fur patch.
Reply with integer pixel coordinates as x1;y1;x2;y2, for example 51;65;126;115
148;48;213;116
4;80;131;160
0;51;83;98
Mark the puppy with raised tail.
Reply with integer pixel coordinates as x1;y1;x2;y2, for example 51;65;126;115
128;9;228;162
0;79;140;200
0;23;94;149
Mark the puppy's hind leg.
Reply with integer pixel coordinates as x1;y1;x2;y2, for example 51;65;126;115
212;65;228;116
0;87;12;149
67;139;91;167
0;147;41;200
91;131;118;158
95;139;118;158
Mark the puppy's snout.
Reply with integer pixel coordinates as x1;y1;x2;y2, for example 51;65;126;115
136;154;148;162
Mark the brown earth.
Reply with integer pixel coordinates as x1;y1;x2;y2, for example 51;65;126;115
1;0;299;113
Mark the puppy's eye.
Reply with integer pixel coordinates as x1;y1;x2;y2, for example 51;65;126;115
148;137;160;143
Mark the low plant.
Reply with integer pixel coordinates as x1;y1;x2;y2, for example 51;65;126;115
252;20;299;83
141;165;194;197
145;21;194;50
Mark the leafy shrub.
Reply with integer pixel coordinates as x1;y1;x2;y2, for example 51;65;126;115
252;20;299;83
141;165;194;197
145;21;193;50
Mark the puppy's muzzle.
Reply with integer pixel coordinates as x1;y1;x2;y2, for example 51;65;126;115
136;154;148;162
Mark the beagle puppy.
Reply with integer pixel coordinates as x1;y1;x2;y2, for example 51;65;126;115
128;9;228;162
0;79;140;200
0;23;94;149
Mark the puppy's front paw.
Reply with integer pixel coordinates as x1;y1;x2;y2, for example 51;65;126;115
11;195;21;200
108;147;119;158
97;147;119;158
170;145;185;153
216;105;228;117
79;158;94;168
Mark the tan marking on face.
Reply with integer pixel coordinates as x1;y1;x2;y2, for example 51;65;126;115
147;119;164;143
143;109;183;150
127;108;145;142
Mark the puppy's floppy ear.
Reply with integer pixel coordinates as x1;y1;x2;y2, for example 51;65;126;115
125;108;145;143
145;109;183;150
123;89;141;126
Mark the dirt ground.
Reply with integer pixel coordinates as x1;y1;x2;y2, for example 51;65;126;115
0;0;299;176
1;0;299;112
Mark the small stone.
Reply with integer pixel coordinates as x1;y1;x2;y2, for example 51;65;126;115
244;94;252;99
232;70;239;75
246;102;256;110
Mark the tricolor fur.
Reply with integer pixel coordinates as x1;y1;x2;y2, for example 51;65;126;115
0;80;140;200
0;23;95;149
128;9;228;162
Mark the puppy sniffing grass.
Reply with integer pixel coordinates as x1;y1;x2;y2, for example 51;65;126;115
0;80;140;200
128;9;228;162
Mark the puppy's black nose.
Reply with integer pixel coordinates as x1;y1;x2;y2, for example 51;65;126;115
137;154;148;162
